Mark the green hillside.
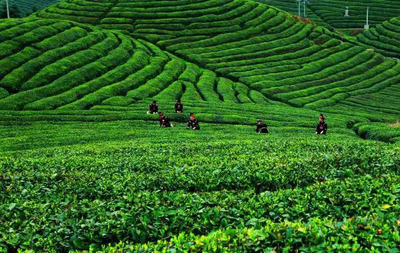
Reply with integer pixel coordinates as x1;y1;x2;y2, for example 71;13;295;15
31;0;400;119
1;0;400;252
256;0;333;28
259;0;400;29
306;0;400;28
0;0;59;17
356;16;400;58
0;18;275;112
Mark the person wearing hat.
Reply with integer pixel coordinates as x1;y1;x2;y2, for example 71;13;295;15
159;112;172;127
175;99;183;114
315;114;328;135
187;113;200;130
256;119;269;133
148;100;158;114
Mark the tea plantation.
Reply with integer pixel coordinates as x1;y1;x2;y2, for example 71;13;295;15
0;0;59;17
1;121;400;251
31;0;400;114
1;0;400;251
260;0;400;29
356;16;400;58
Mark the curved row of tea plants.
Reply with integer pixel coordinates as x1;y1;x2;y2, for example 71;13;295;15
259;0;400;29
256;0;332;28
357;17;400;58
35;0;400;30
354;122;400;143
0;18;273;111
305;0;400;28
33;0;400;113
321;81;400;122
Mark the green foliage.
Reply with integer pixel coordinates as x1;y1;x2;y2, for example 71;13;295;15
0;87;8;99
257;0;400;30
197;70;221;102
108;215;400;252
8;0;400;116
58;56;166;110
127;58;186;100
1;3;400;251
217;78;238;103
0;120;399;251
357;17;400;57
354;122;400;143
101;96;133;106
153;81;184;102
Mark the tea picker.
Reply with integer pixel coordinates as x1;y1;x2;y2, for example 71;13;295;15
256;119;269;133
187;113;200;130
175;99;183;113
159;112;173;128
315;114;328;135
148;100;158;114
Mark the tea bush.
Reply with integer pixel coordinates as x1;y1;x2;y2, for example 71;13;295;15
0;121;399;251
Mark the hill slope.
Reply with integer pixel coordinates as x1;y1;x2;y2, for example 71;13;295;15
1;1;400;252
259;0;400;29
33;0;400;118
256;0;332;28
306;0;400;28
0;18;275;112
356;16;400;58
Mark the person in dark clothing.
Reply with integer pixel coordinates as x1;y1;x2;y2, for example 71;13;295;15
175;99;183;114
159;112;172;127
316;114;328;135
187;113;200;130
256;119;269;133
148;100;158;114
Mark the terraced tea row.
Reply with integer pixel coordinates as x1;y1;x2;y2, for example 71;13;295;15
34;0;400;114
0;18;271;111
35;0;400;30
306;0;400;28
356;17;400;58
354;122;400;143
257;0;332;28
260;0;400;29
322;81;400;122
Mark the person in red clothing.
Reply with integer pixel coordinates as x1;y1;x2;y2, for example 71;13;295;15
187;113;200;130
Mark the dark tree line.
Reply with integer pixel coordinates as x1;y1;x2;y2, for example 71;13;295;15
0;2;21;18
0;3;39;18
26;6;39;16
